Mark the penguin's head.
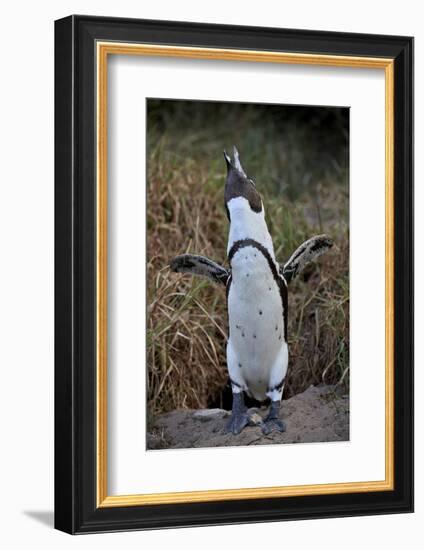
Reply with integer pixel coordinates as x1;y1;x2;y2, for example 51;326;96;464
224;146;263;221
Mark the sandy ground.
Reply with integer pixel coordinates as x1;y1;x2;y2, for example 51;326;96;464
147;384;349;450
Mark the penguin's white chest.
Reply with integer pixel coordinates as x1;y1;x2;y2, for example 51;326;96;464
227;246;285;397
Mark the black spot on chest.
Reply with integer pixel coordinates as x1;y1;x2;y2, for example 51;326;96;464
228;239;289;341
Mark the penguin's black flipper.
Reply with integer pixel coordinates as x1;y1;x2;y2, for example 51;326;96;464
280;234;333;283
170;254;230;286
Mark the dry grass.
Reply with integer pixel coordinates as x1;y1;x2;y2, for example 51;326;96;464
146;100;349;415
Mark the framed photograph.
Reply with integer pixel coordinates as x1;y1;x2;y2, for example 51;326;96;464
54;15;413;534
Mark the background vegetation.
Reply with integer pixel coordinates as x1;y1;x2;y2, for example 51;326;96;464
146;99;349;415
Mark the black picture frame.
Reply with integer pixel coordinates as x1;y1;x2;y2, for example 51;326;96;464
55;15;414;534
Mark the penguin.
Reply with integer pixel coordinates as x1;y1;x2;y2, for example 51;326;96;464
170;147;333;435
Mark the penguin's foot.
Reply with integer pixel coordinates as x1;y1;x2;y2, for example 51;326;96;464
261;400;286;435
261;417;286;435
224;392;249;435
224;411;250;435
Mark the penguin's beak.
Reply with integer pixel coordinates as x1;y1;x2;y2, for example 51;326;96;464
224;147;248;179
